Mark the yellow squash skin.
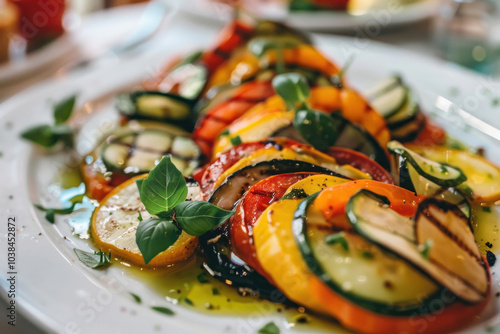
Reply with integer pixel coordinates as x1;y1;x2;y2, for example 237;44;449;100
253;175;348;312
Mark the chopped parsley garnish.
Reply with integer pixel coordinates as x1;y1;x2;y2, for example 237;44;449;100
151;306;174;316
130;292;142;304
230;135;242;147
282;188;308;200
325;232;349;251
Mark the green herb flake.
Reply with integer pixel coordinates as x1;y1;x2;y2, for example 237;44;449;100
325;232;349;251
130;292;142;304
151;306;174;316
54;94;77;125
197;272;210;284
419;240;433;260
482;206;492;213
219;129;229;137
461;185;474;198
439;165;448;174
492;98;499;107
361;251;374;259
21;94;77;148
137;211;143;222
230;135;242;147
35;203;77;224
212;288;220;295
74;249;111;269
174;201;234;236
184;298;194;306
258;321;280;334
282;188;308;200
429;165;434;173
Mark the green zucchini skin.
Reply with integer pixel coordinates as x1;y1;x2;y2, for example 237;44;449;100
367;76;424;141
367;76;408;119
115;91;196;131
329;112;390;171
388;141;467;189
100;128;200;176
292;192;443;316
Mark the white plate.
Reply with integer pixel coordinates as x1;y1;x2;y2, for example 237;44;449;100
0;28;77;85
175;0;439;31
0;4;149;87
1;19;499;334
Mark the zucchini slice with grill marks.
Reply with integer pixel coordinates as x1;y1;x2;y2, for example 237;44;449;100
101;128;200;176
116;91;195;130
346;190;489;304
388;141;466;188
291;192;441;315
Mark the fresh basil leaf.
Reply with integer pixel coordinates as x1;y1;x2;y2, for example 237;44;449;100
151;306;174;316
74;249;111;269
54;94;77;125
21;125;59;148
175;201;234;236
135;217;181;264
258;322;280;334
135;178;145;197
140;156;188;216
248;37;299;58
272;73;309;110
35;203;77;223
294;109;338;151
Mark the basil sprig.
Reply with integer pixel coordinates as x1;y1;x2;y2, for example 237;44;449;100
74;249;111;269
136;156;234;264
249;37;300;74
21;94;77;148
272;73;339;152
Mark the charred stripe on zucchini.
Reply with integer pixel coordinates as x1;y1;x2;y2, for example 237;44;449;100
101;129;200;176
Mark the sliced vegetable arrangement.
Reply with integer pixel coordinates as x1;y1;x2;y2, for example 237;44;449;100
25;18;500;334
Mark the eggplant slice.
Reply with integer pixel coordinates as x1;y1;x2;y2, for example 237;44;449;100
208;159;348;210
346;190;489;304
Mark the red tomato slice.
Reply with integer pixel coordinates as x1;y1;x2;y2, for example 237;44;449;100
194;80;275;157
230;172;317;277
327;147;393;184
201;20;253;73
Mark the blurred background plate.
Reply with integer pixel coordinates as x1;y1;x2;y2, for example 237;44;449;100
171;0;440;31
